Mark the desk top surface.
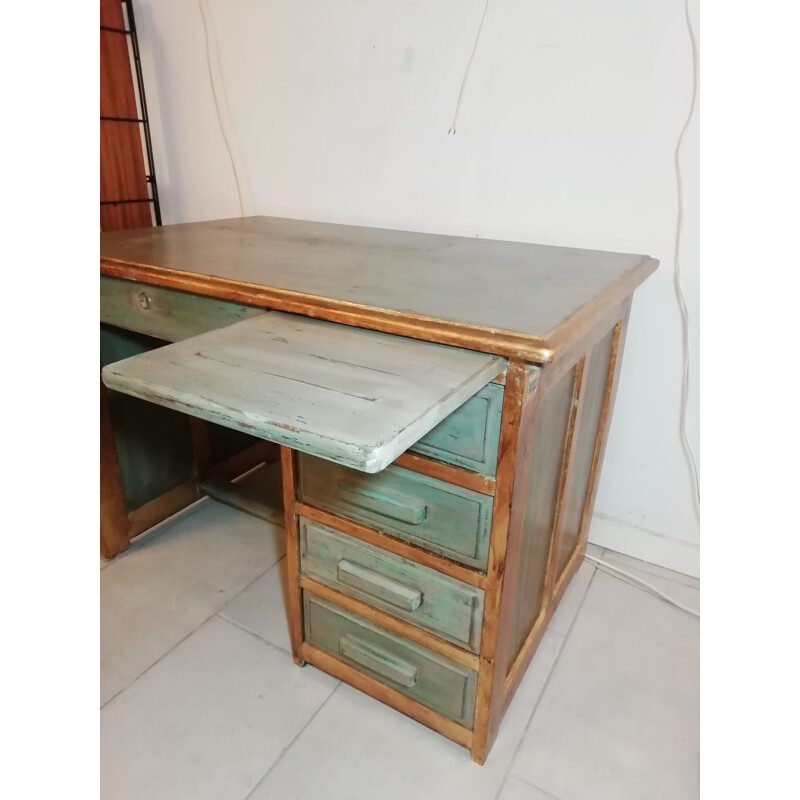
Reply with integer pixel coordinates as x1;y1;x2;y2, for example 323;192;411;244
100;216;657;362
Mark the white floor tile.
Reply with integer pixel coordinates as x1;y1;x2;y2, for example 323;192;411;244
498;775;559;800
510;570;699;800
101;499;285;705
248;630;564;800
219;556;292;654
547;560;595;636
101;616;338;800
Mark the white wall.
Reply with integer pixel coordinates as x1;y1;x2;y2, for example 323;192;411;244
134;0;700;577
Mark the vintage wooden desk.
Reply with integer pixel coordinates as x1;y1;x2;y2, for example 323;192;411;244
100;216;656;763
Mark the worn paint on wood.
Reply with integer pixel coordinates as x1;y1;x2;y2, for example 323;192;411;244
100;216;658;362
469;360;531;764
295;502;486;590
101;311;502;474
410;382;504;477
298;455;494;570
553;329;616;583
98;216;657;763
300;578;479;670
300;517;485;652
302;642;474;749
304;594;478;728
101;275;265;343
392;451;496;496
281;447;305;665
507;365;577;670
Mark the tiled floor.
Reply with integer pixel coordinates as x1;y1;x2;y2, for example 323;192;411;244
101;463;699;800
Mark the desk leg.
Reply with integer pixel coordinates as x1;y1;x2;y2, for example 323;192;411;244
100;381;131;559
281;446;306;665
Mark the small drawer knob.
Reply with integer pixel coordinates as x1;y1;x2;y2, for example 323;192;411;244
138;292;152;310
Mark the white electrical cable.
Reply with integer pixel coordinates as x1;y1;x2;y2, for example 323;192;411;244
198;0;246;217
585;554;699;618
448;0;491;134
674;0;701;520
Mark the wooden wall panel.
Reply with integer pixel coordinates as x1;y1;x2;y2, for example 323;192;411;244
101;29;137;118
100;0;153;232
100;121;149;204
100;0;125;28
101;202;153;231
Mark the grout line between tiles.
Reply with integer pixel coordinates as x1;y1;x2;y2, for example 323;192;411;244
492;563;598;800
243;683;342;800
101;559;278;710
512;773;563;800
215;612;294;658
216;555;288;615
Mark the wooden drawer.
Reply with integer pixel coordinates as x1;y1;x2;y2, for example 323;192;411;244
100;275;265;342
300;517;485;652
410;382;504;477
304;593;477;727
297;454;493;570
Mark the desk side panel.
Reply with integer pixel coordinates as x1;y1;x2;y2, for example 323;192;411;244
552;327;617;585
507;367;577;665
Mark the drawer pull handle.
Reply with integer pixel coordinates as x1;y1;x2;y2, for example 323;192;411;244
339;634;419;688
338;481;427;525
337;559;423;612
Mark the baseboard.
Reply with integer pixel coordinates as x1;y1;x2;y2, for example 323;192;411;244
587;512;699;579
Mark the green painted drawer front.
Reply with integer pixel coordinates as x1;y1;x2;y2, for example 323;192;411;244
410;382;504;477
101;276;265;342
298;454;493;570
300;517;485;652
304;594;477;727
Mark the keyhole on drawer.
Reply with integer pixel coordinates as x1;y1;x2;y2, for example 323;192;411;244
138;292;152;310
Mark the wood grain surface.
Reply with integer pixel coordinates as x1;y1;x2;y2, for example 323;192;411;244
100;216;658;361
101;311;502;473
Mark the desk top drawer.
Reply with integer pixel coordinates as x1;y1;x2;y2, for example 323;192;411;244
410;382;503;477
100;276;265;342
300;517;485;652
297;454;493;570
304;593;477;727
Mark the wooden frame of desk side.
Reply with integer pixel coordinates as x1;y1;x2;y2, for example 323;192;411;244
277;298;632;764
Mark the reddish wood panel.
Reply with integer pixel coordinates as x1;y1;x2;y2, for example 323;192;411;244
101;203;153;231
100;0;152;232
100;0;124;29
101;29;138;119
101;121;149;203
